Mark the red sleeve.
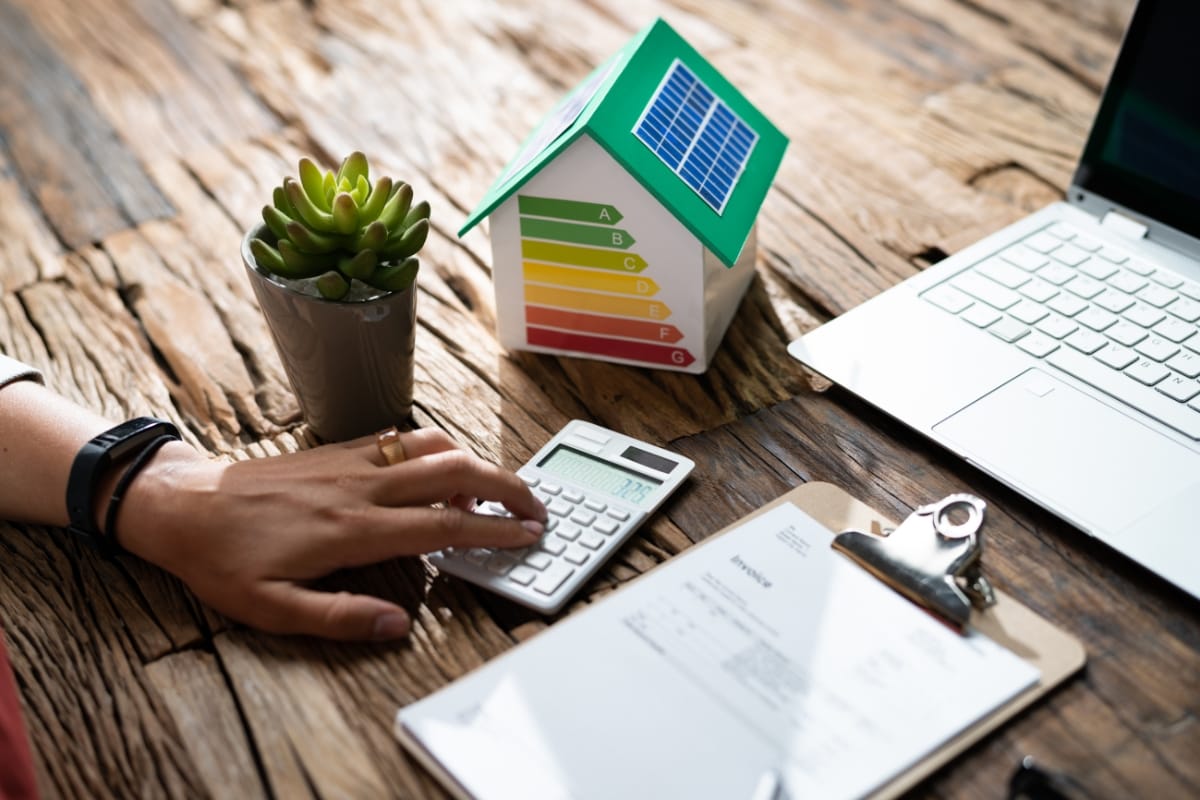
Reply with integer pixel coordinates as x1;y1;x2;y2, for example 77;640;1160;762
0;628;38;800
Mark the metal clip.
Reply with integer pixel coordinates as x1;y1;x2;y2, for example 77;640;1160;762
832;494;996;629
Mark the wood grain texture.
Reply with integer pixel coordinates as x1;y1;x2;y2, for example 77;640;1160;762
3;0;1196;797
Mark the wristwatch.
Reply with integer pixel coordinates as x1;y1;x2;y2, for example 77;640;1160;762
66;417;180;553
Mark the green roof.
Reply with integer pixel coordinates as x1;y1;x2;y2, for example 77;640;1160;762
459;18;788;267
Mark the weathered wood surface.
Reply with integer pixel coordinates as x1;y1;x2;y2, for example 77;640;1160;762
1;0;1196;797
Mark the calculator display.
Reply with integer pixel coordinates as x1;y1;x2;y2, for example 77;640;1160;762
537;445;663;505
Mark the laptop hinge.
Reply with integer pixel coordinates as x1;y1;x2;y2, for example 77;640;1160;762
1100;210;1149;241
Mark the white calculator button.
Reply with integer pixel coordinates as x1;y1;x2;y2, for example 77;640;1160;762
583;498;607;512
555;524;582;542
538;537;567;556
563;547;591;566
606;508;631;522
533;563;575;596
524;552;553;571
546;499;574;517
571;426;610;445
465;548;491;565
508;566;538;586
569;510;597;526
579;532;605;550
562;489;585;504
521;475;539;487
593;518;620;536
544;517;559;532
540;483;562;496
486;554;517;575
485;501;508;515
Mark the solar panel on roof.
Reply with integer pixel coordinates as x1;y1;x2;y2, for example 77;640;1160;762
633;60;759;214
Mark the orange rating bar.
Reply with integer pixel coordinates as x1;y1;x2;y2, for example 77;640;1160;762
526;306;684;343
523;262;660;296
524;284;672;320
527;327;696;367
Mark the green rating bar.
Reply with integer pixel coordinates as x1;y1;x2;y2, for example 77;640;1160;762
518;195;623;225
520;217;636;249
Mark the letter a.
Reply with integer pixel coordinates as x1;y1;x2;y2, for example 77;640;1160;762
599;208;612;222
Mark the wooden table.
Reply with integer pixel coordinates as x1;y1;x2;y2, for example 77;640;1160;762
1;0;1196;796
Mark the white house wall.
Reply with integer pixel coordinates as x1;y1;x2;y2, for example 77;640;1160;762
490;134;711;372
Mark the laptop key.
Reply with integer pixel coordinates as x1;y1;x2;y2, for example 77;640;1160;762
1036;314;1078;339
1135;336;1179;362
1096;344;1137;370
1167;351;1200;379
1009;300;1049;325
1048;292;1088;317
1124;303;1166;328
1150;270;1184;289
961;304;1001;328
1106;321;1148;347
953;272;1020;309
1107;271;1147;294
1077;307;1117;332
987;317;1029;343
1025;232;1062;253
1097;246;1130;264
1092;288;1135;314
1017;331;1059;358
924;284;973;314
1154;317;1196;344
1079;258;1118;281
1052;244;1089;267
1001;245;1049;271
1166;297;1200;323
1126;358;1171;386
978;258;1031;289
1019;278;1058;303
1065;328;1107;354
1138;284;1178;308
1157;376;1200;403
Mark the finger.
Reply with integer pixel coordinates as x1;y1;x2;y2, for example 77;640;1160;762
362;427;461;467
253;583;413;641
374;450;546;521
324;505;544;568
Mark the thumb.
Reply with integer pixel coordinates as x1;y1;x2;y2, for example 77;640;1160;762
258;583;412;641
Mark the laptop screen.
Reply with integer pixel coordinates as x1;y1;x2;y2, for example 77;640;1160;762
1074;0;1200;242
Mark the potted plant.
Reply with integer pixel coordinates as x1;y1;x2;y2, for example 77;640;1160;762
242;151;431;442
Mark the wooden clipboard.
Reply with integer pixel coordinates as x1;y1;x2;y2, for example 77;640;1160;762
396;481;1086;799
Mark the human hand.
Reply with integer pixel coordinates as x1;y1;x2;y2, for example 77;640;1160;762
115;428;547;641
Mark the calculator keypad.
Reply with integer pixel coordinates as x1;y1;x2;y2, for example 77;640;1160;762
431;474;641;607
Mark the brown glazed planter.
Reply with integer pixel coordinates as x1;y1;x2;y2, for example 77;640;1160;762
242;226;417;442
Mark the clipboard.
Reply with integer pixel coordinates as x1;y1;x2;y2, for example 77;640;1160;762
396;481;1086;799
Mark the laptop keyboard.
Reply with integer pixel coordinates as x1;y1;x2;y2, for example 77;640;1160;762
922;222;1200;440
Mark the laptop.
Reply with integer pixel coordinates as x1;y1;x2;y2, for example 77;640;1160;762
787;0;1200;600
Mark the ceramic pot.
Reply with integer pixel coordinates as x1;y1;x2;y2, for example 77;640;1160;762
242;226;416;442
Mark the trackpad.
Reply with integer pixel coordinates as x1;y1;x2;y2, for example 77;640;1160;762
933;369;1198;533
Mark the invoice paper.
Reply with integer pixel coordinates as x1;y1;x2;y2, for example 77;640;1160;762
397;502;1039;799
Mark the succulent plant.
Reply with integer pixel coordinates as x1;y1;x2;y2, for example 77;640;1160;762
250;152;431;301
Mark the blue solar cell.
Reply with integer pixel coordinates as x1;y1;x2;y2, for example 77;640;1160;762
633;60;759;214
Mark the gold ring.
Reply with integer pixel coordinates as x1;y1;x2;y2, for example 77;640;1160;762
376;427;407;466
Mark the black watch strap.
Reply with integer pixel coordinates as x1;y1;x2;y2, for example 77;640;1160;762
66;417;181;554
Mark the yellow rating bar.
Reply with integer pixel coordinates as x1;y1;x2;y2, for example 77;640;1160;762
521;240;648;272
525;285;673;320
524;262;660;296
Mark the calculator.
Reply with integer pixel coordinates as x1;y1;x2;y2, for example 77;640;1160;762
429;420;695;614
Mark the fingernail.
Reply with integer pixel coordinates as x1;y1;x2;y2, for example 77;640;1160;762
372;611;411;641
521;519;545;538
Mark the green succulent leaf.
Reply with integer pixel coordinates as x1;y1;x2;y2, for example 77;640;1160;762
367;256;419;292
400;199;431;230
249;238;287;276
383;218;429;259
377;183;413;231
331;192;359;235
323;171;337;205
352;220;388;252
351;174;370;206
357;176;393;225
316;271;350;300
285;178;339;233
337;151;369;188
262;205;292;241
273;185;299;220
285;220;343;254
299;158;330;212
278;239;335;278
338;249;377;281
